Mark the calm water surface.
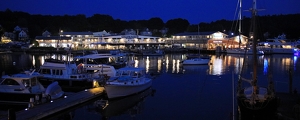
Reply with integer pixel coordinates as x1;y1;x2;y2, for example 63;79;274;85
0;53;299;120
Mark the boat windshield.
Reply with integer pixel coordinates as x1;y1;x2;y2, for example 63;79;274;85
0;79;20;85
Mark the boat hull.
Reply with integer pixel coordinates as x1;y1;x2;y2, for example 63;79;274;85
39;78;95;92
262;48;296;54
104;79;152;99
226;49;264;55
237;96;278;119
182;59;210;65
100;87;153;117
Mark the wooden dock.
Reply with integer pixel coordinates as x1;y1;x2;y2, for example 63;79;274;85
1;87;105;120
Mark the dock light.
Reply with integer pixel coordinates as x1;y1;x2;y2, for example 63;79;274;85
64;95;67;98
51;100;53;103
25;108;28;111
85;89;88;91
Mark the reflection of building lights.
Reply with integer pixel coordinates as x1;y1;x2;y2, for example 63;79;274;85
158;59;161;72
176;60;180;73
134;60;139;68
263;58;268;75
211;57;223;75
146;57;150;73
172;59;176;73
32;55;36;67
165;57;169;72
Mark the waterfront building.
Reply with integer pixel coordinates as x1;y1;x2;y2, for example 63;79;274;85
165;31;247;50
96;29;164;50
35;29;164;50
14;26;29;41
35;29;246;52
35;30;72;48
1;26;29;42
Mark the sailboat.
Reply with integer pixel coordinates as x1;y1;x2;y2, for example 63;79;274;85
226;0;264;55
236;0;277;117
182;25;210;65
181;56;210;65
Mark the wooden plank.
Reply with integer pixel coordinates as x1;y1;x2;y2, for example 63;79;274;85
1;87;105;120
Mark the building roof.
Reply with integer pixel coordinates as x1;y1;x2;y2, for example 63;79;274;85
61;32;94;35
174;31;220;36
35;36;71;40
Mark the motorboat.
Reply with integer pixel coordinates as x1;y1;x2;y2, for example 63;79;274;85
182;58;210;65
257;34;299;54
226;48;264;55
0;70;64;104
73;54;117;77
74;52;127;69
104;67;152;99
37;59;101;91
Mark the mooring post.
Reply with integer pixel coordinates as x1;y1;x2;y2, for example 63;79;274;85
28;98;34;108
289;67;293;94
8;108;16;120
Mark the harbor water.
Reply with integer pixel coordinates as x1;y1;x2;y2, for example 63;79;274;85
0;53;299;120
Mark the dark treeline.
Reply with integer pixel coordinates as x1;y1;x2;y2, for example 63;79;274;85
0;9;299;41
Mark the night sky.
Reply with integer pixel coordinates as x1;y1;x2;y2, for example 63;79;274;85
1;0;299;24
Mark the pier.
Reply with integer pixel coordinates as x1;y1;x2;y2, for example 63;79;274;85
1;87;105;120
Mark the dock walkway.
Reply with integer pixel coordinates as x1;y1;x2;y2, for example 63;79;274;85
1;87;105;120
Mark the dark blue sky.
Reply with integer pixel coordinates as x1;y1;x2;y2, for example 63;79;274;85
1;0;299;24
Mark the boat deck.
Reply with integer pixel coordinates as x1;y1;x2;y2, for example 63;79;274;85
0;87;105;120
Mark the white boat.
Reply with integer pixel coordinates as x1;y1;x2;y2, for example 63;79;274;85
182;65;209;71
74;52;127;69
182;58;210;65
37;59;100;90
257;34;299;54
0;70;64;104
74;54;117;77
104;67;152;99
182;49;211;65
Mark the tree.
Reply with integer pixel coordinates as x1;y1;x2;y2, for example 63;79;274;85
87;14;114;31
147;17;164;30
165;18;190;35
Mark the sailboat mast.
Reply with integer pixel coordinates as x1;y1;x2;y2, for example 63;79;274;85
238;0;242;48
198;24;201;54
251;0;258;93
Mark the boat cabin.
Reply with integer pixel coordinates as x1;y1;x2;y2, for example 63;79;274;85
116;67;145;78
0;73;45;93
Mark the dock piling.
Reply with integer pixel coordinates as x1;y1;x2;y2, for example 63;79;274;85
8;108;16;120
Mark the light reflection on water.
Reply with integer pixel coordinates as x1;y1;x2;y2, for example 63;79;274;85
0;53;300;119
2;53;300;80
1;53;299;91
